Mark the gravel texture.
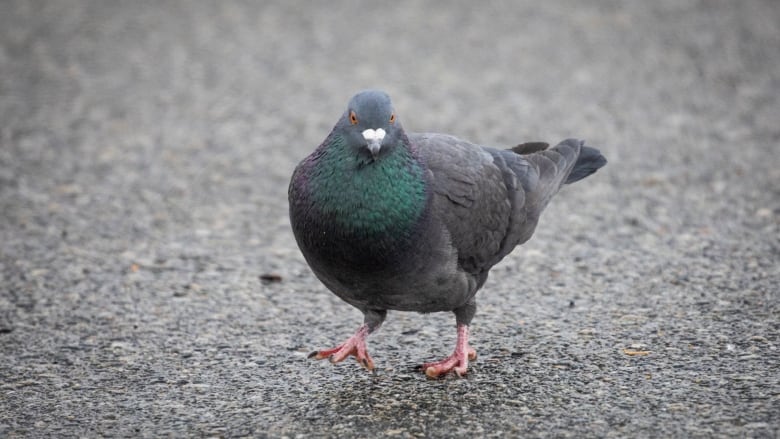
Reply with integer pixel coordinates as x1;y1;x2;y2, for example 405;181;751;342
1;1;778;437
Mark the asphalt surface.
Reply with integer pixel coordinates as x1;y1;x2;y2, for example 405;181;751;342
1;1;778;437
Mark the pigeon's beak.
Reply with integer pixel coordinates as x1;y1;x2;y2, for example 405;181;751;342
367;140;381;158
362;128;386;159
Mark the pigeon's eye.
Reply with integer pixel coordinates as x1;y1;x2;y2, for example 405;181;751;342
389;113;395;124
349;111;358;125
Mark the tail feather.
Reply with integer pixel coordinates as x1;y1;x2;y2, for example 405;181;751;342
564;144;607;184
510;141;550;155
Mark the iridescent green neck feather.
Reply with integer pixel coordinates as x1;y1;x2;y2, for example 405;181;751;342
308;134;427;237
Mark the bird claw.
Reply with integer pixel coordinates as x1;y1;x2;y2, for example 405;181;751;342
309;325;375;371
421;324;476;378
422;347;477;378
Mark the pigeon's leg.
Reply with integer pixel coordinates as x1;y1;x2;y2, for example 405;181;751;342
308;309;386;371
422;300;477;378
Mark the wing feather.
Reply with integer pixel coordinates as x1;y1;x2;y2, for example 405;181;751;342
413;134;584;275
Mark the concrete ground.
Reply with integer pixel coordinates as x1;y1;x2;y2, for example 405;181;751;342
1;0;778;437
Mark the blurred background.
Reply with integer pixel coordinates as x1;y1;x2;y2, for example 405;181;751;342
1;1;778;437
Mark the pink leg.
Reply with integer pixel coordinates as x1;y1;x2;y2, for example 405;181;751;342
308;324;375;371
422;324;477;378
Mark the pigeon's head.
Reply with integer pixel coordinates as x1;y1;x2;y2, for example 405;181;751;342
338;90;404;160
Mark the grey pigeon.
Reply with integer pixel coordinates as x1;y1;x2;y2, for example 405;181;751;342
288;90;606;377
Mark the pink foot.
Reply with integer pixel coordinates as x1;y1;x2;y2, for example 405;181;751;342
309;324;375;371
422;324;477;378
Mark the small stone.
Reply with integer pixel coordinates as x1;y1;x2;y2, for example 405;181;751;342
259;273;283;284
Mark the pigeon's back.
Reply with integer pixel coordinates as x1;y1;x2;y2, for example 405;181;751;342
413;134;605;279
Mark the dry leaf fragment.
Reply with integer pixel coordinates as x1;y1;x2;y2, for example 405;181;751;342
623;348;651;356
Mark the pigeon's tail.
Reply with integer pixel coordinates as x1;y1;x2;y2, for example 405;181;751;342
564;143;607;185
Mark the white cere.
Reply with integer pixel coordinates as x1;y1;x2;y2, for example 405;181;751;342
362;128;386;142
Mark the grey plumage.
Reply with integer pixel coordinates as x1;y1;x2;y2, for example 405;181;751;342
289;90;606;377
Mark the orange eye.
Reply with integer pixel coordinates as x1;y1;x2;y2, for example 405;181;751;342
349;111;358;125
389;113;395;123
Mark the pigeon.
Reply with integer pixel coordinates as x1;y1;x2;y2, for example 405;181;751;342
288;90;606;377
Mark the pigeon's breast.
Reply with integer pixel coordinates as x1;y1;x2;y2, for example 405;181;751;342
289;148;429;274
286;139;487;309
300;217;477;313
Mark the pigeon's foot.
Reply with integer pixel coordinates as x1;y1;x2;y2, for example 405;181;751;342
308;324;375;371
422;324;477;378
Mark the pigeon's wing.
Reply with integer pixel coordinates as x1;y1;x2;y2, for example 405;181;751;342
413;133;512;274
413;134;585;274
